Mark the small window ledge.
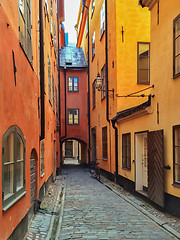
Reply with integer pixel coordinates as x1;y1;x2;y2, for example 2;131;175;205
172;183;180;188
3;190;27;212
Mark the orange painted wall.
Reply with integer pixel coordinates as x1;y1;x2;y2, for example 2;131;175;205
0;0;63;238
0;6;40;239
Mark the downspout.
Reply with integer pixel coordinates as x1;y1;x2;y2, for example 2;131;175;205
112;119;118;183
39;0;45;140
61;67;67;139
57;0;61;143
105;0;110;123
87;7;90;164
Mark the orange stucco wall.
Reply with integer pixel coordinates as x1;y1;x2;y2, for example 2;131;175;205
0;0;62;238
0;6;40;239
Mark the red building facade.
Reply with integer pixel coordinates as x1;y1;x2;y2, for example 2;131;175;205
60;47;88;164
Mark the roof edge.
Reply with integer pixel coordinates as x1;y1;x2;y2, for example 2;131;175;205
112;95;151;123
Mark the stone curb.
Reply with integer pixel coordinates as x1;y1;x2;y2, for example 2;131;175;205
55;184;66;240
46;186;62;240
101;181;180;240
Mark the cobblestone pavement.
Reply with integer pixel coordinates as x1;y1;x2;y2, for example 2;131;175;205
58;166;177;240
25;177;62;240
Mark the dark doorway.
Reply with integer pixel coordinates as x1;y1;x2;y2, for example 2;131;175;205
92;127;97;163
30;149;37;206
65;140;73;158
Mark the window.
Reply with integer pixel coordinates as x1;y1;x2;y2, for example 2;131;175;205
48;56;51;103
54;25;56;50
137;42;150;84
41;141;44;176
55;86;57;116
157;1;159;25
92;81;96;109
2;126;25;210
19;0;32;63
92;31;95;59
100;0;105;38
122;133;131;170
101;64;106;100
45;0;49;16
173;14;180;78
68;77;79;92
102;126;107;160
173;126;180;186
52;75;55;112
91;0;95;16
86;19;88;36
68;109;79;125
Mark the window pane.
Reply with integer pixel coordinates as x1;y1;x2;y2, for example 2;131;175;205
74;78;78;91
4;164;14;200
175;165;180;183
68;113;73;124
175;18;180;38
19;13;25;36
175;55;180;75
16;135;24;160
4;133;14;163
175;147;180;164
139;69;149;83
175;37;180;56
139;44;149;56
68;78;73;91
19;0;24;14
16;162;24;191
175;127;180;145
74;110;79;124
139;56;149;69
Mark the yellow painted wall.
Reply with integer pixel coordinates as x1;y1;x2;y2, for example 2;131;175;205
117;0;180;199
116;0;150;111
149;0;180;197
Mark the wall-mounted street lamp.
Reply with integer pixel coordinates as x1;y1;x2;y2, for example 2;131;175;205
95;72;154;99
95;72;114;99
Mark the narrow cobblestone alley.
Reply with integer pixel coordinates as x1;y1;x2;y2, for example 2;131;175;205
58;166;177;240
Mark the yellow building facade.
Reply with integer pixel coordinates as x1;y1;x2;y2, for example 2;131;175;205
77;0;180;216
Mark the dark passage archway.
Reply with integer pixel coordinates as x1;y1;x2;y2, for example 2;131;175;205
61;138;87;166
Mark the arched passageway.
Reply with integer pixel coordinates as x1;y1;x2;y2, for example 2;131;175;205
62;138;87;166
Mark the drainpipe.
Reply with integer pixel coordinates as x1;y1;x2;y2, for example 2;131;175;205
82;1;90;164
105;0;110;123
87;7;90;165
57;0;61;143
112;120;118;183
61;67;67;139
39;0;45;140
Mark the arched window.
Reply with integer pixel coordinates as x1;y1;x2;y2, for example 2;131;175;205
2;126;26;210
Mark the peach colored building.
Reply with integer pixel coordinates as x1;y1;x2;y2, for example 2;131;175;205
0;0;64;239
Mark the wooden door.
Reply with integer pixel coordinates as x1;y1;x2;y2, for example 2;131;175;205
148;130;164;207
30;151;36;205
